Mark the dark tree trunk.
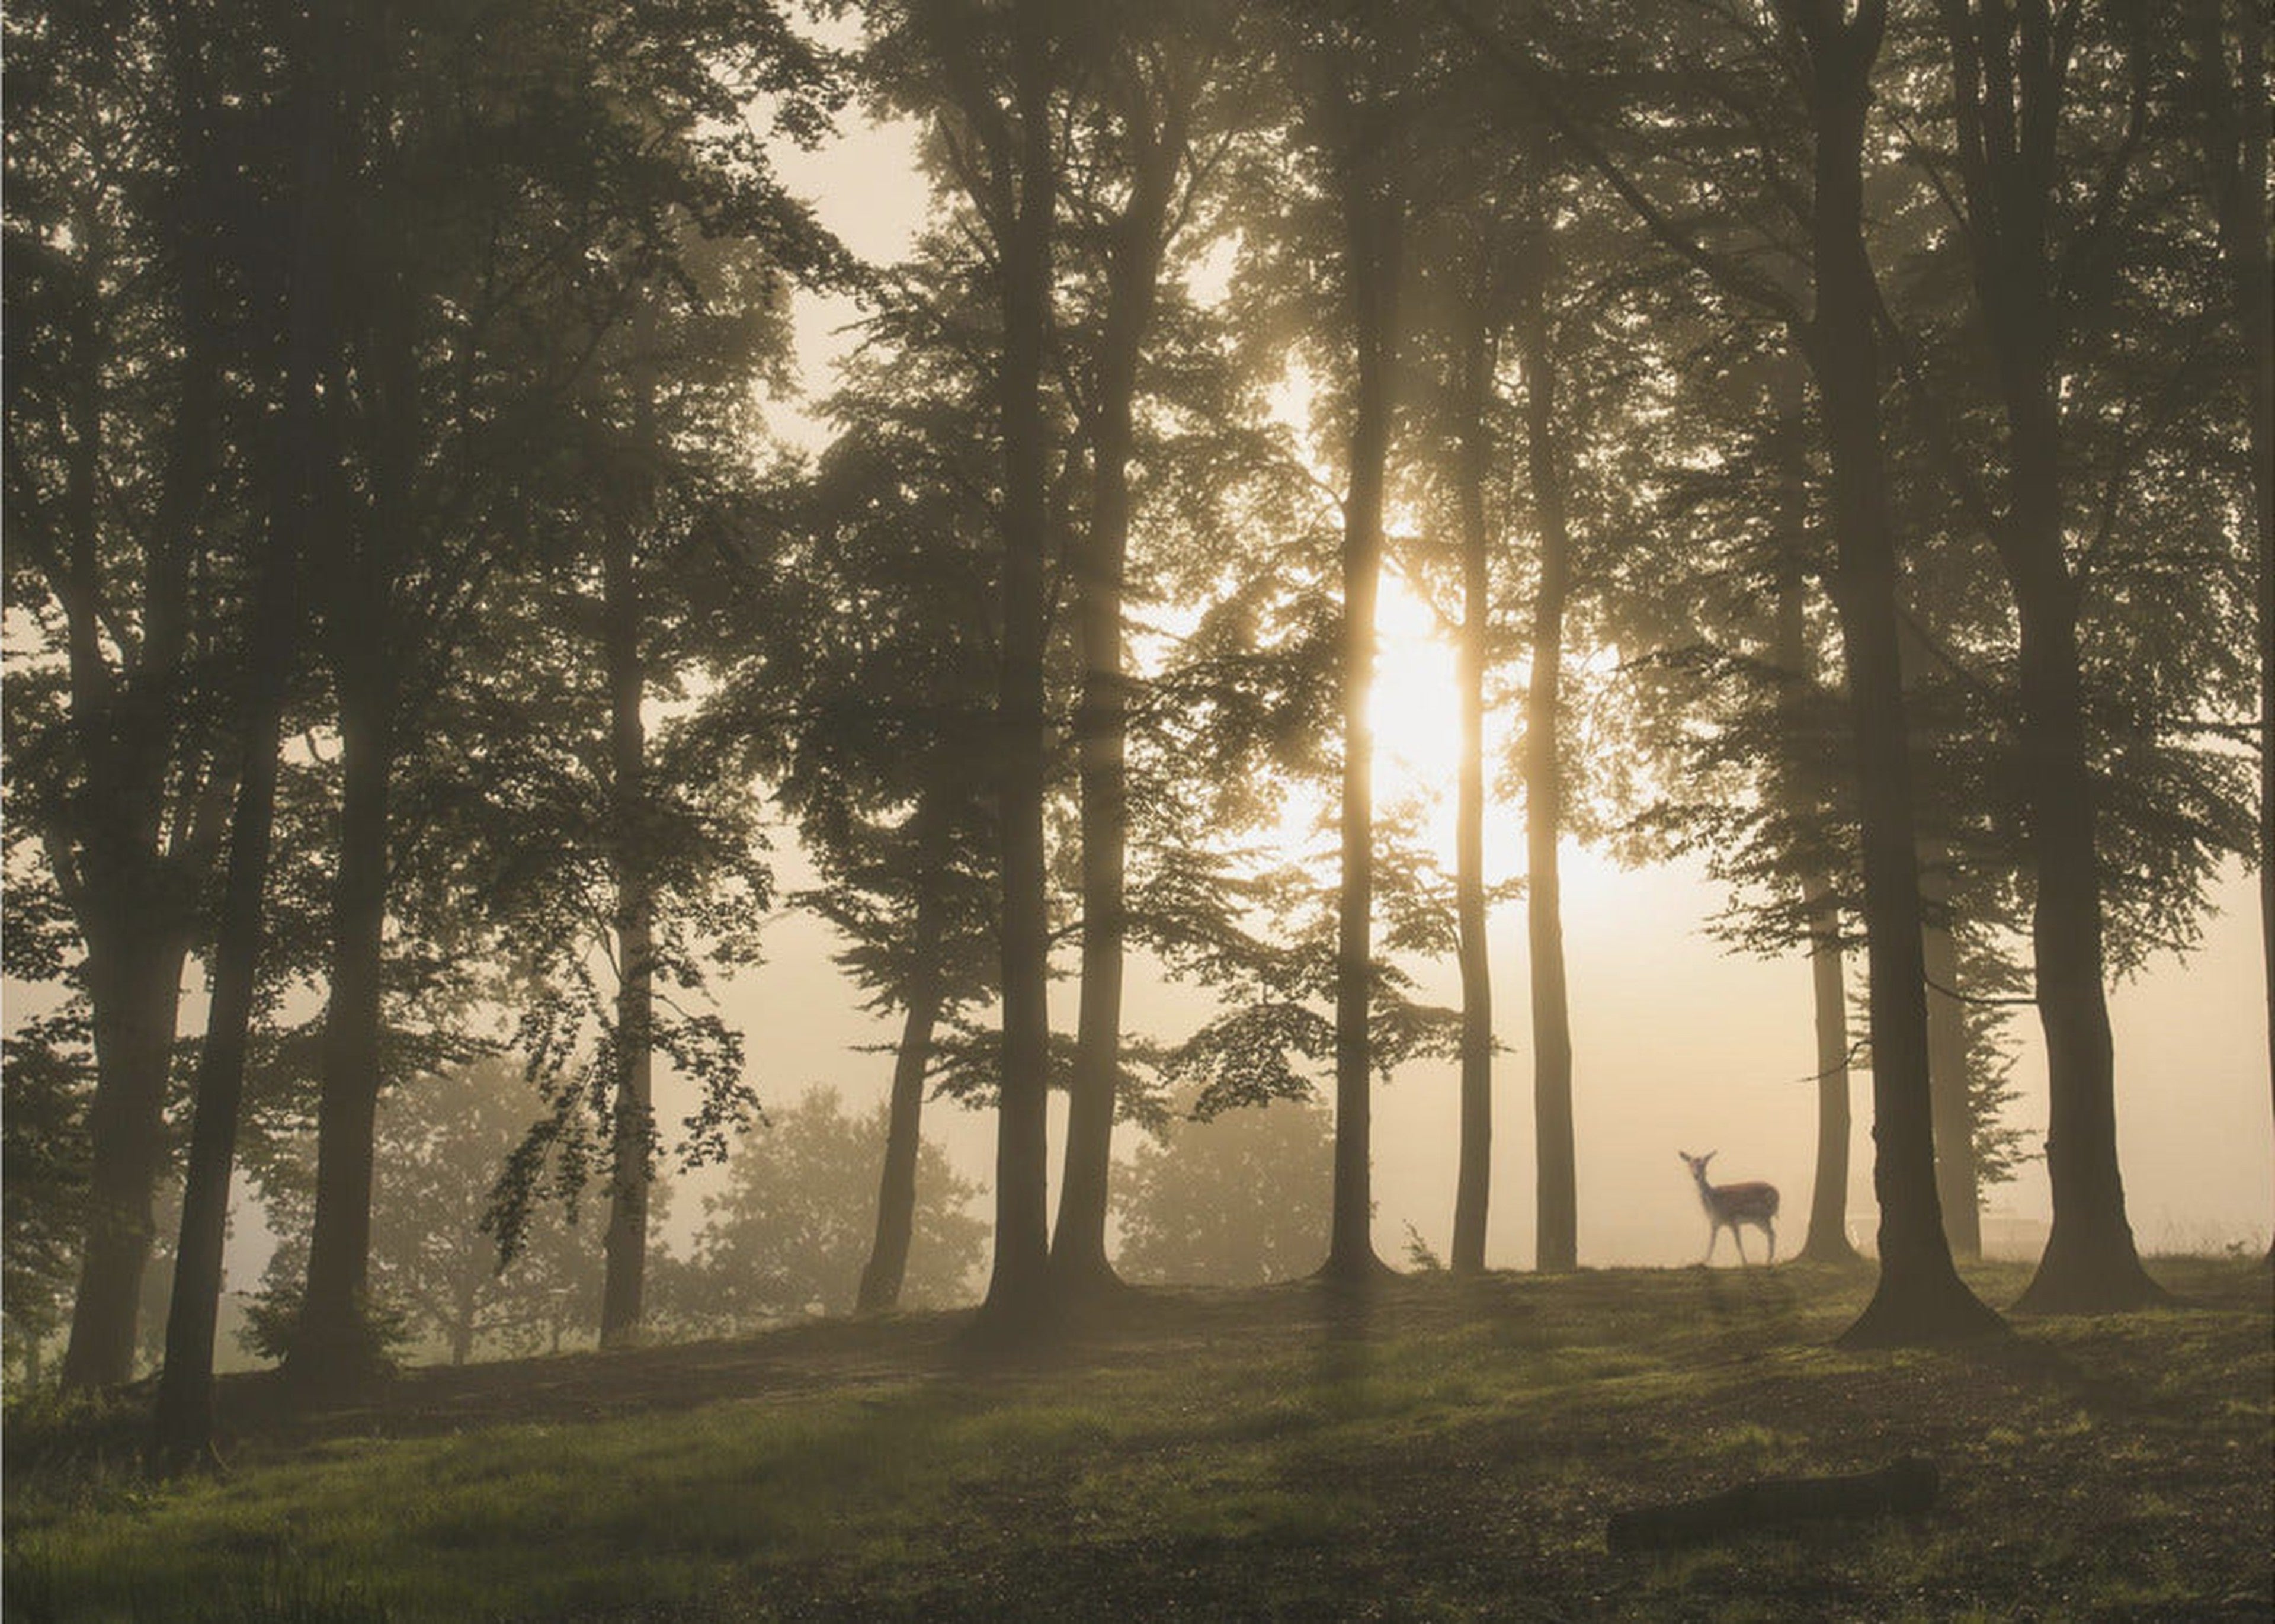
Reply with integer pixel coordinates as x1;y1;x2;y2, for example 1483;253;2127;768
977;0;1059;1337
152;0;337;1463
286;670;398;1392
1053;110;1177;1298
1799;873;1860;1263
57;66;225;1388
1515;226;1576;1274
1930;0;2158;1314
62;936;189;1388
1323;80;1402;1286
858;901;946;1315
1450;287;1495;1279
599;506;655;1348
1919;853;1982;1258
2187;0;2271;1262
1777;0;2004;1346
2010;585;2158;1310
1773;507;1859;1266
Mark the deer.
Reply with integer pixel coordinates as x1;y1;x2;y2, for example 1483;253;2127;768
1679;1151;1780;1267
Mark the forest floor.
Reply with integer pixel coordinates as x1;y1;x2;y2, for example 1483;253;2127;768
5;1256;2270;1622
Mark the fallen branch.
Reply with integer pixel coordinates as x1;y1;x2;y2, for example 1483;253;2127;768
1606;1457;1938;1552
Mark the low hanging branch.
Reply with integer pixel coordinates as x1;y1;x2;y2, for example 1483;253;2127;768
1607;1458;1939;1553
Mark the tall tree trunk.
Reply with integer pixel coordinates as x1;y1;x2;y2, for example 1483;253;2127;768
1930;0;2157;1313
152;0;337;1462
598;504;655;1348
1919;851;1982;1258
978;0;1058;1336
2010;581;2157;1309
1053;116;1176;1296
1779;0;2003;1346
2188;0;2272;1261
62;936;189;1388
1799;873;1859;1263
1449;286;1495;1278
1515;225;1576;1274
1323;92;1402;1286
1777;530;1860;1266
57;73;223;1387
858;896;947;1315
286;668;398;1392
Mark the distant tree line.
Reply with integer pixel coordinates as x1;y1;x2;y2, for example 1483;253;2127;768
1;0;2264;1469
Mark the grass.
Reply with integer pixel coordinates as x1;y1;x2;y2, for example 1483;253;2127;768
5;1258;2268;1622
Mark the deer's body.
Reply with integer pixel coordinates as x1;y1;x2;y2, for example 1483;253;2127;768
1680;1151;1779;1266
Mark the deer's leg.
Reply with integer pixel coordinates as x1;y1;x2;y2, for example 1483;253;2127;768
1702;1225;1718;1266
1765;1221;1777;1266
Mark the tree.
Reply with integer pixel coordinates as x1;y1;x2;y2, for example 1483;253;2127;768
859;0;1071;1337
1049;1;1233;1301
246;1059;628;1368
4;0;250;1389
752;274;1005;1314
1917;0;2166;1314
1116;1097;1332;1286
1440;0;2001;1340
281;0;839;1391
672;1087;986;1328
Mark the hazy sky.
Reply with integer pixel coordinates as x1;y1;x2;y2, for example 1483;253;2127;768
706;105;2275;1271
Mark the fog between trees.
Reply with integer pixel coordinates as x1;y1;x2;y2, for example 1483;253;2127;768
2;0;2268;1461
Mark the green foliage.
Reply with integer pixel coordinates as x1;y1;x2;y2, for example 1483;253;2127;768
1;1014;91;1379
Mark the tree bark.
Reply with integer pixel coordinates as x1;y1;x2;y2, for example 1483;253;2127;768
858;918;947;1315
1928;0;2158;1313
2187;0;2271;1262
62;936;189;1388
152;0;336;1464
1799;872;1859;1263
598;501;655;1348
1053;101;1178;1298
1919;851;1982;1258
1322;66;1402;1286
1776;0;2004;1347
286;666;398;1392
1515;222;1576;1274
1450;283;1495;1278
976;0;1059;1337
1773;506;1859;1266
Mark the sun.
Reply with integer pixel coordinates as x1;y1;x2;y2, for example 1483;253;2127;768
1367;570;1469;808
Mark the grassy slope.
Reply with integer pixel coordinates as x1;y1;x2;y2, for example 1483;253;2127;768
5;1259;2269;1623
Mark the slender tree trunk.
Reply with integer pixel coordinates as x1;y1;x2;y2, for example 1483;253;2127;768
62;936;189;1388
1799;873;1859;1263
1053;126;1174;1296
1324;97;1402;1286
978;0;1058;1336
2189;0;2272;1261
151;0;337;1461
598;505;655;1348
1919;852;1982;1258
859;891;947;1315
286;671;398;1392
1771;475;1859;1266
2010;581;2158;1309
1779;0;2003;1346
1930;0;2157;1312
57;84;222;1388
1515;228;1576;1274
1450;292;1495;1278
